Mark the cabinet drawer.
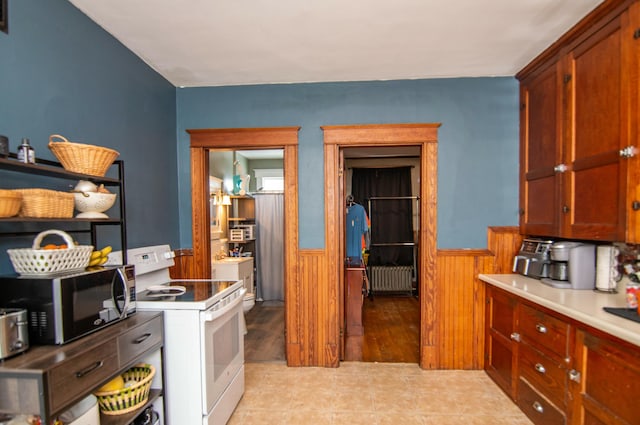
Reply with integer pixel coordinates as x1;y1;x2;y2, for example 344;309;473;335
519;343;566;408
517;377;565;425
49;341;119;413
118;315;163;365
519;303;569;360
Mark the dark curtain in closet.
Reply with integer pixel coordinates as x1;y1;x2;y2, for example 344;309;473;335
351;167;413;266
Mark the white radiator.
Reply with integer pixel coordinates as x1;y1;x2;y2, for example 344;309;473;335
369;266;413;293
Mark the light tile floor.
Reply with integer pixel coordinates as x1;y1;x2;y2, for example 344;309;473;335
229;362;534;425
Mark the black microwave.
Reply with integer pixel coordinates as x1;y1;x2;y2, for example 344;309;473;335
0;265;136;345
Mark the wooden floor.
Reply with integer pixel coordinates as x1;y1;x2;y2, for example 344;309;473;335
244;301;286;363
362;295;420;363
245;296;420;364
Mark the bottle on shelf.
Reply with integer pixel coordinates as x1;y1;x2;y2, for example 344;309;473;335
17;138;35;164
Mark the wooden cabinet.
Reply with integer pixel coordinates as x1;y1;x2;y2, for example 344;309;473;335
519;58;563;237
515;303;570;425
517;0;640;242
570;329;640;425
485;285;518;399
486;287;570;424
485;284;640;425
0;312;164;425
213;257;254;292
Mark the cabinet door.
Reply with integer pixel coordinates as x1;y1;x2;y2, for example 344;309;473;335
485;286;518;399
623;1;640;243
570;330;640;425
563;12;630;241
519;59;563;237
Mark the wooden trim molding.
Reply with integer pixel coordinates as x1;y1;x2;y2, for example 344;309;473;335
187;127;300;148
187;126;301;366
322;123;441;369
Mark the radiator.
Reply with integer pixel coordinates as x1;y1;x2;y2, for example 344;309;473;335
369;266;413;293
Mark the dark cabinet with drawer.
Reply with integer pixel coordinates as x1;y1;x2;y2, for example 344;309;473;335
0;312;164;424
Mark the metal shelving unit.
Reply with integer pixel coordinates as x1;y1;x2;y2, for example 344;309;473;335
0;154;128;263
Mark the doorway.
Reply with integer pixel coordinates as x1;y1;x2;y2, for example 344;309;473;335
187;127;299;365
209;148;287;363
322;123;440;369
344;149;421;363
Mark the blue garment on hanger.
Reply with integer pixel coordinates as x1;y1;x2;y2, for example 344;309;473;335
346;203;368;259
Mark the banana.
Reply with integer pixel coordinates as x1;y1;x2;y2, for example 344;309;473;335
100;246;113;257
90;251;102;260
88;256;102;266
98;256;109;265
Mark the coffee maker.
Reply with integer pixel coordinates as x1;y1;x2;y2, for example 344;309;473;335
541;241;596;289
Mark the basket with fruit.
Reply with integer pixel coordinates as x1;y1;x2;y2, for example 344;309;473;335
6;230;93;275
94;364;155;415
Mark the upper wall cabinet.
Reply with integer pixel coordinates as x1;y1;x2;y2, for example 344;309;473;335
518;0;640;243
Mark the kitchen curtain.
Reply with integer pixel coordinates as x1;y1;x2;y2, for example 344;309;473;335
255;192;284;301
351;167;413;266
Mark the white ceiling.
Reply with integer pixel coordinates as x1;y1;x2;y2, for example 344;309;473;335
68;0;603;88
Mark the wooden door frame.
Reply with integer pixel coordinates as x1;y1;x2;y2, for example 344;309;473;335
187;127;300;364
322;123;440;369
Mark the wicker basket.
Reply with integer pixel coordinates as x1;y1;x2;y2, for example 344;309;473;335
7;229;93;275
0;189;22;218
94;364;156;416
14;188;74;218
48;134;119;177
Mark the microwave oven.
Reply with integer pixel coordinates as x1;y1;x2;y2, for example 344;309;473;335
0;265;136;345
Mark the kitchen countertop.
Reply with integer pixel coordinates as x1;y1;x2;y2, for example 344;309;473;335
479;274;640;348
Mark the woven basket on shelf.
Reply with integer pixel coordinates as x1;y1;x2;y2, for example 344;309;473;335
0;189;22;218
14;188;74;218
94;364;156;416
48;134;119;177
7;229;93;275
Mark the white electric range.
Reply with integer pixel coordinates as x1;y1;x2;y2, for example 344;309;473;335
120;245;246;425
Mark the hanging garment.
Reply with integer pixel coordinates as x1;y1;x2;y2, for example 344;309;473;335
346;202;369;260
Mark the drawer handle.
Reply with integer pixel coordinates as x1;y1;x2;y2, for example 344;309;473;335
533;401;544;414
534;363;546;374
535;323;547;334
510;332;521;342
133;332;152;344
75;360;104;378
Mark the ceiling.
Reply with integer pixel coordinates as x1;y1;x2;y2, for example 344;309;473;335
68;0;603;88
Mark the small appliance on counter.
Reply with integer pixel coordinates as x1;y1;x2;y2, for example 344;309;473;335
540;241;596;289
0;308;29;360
0;266;136;345
513;238;553;279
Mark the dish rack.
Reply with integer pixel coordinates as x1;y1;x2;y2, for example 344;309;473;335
230;224;256;242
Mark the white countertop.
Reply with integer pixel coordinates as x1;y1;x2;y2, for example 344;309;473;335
479;274;640;348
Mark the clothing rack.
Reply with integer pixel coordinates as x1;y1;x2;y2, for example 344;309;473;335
366;195;419;295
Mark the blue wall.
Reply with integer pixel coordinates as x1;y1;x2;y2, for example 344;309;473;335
0;0;178;272
177;78;520;249
0;0;521;274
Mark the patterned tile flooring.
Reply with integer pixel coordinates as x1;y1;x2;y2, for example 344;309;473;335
229;362;534;424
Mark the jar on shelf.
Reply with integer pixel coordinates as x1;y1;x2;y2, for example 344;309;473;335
17;138;35;164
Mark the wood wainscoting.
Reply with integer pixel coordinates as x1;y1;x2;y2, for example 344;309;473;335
436;226;522;369
169;248;196;279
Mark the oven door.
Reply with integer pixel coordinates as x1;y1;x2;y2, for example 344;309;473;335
200;288;246;415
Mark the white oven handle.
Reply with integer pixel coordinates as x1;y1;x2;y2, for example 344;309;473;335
202;288;246;322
